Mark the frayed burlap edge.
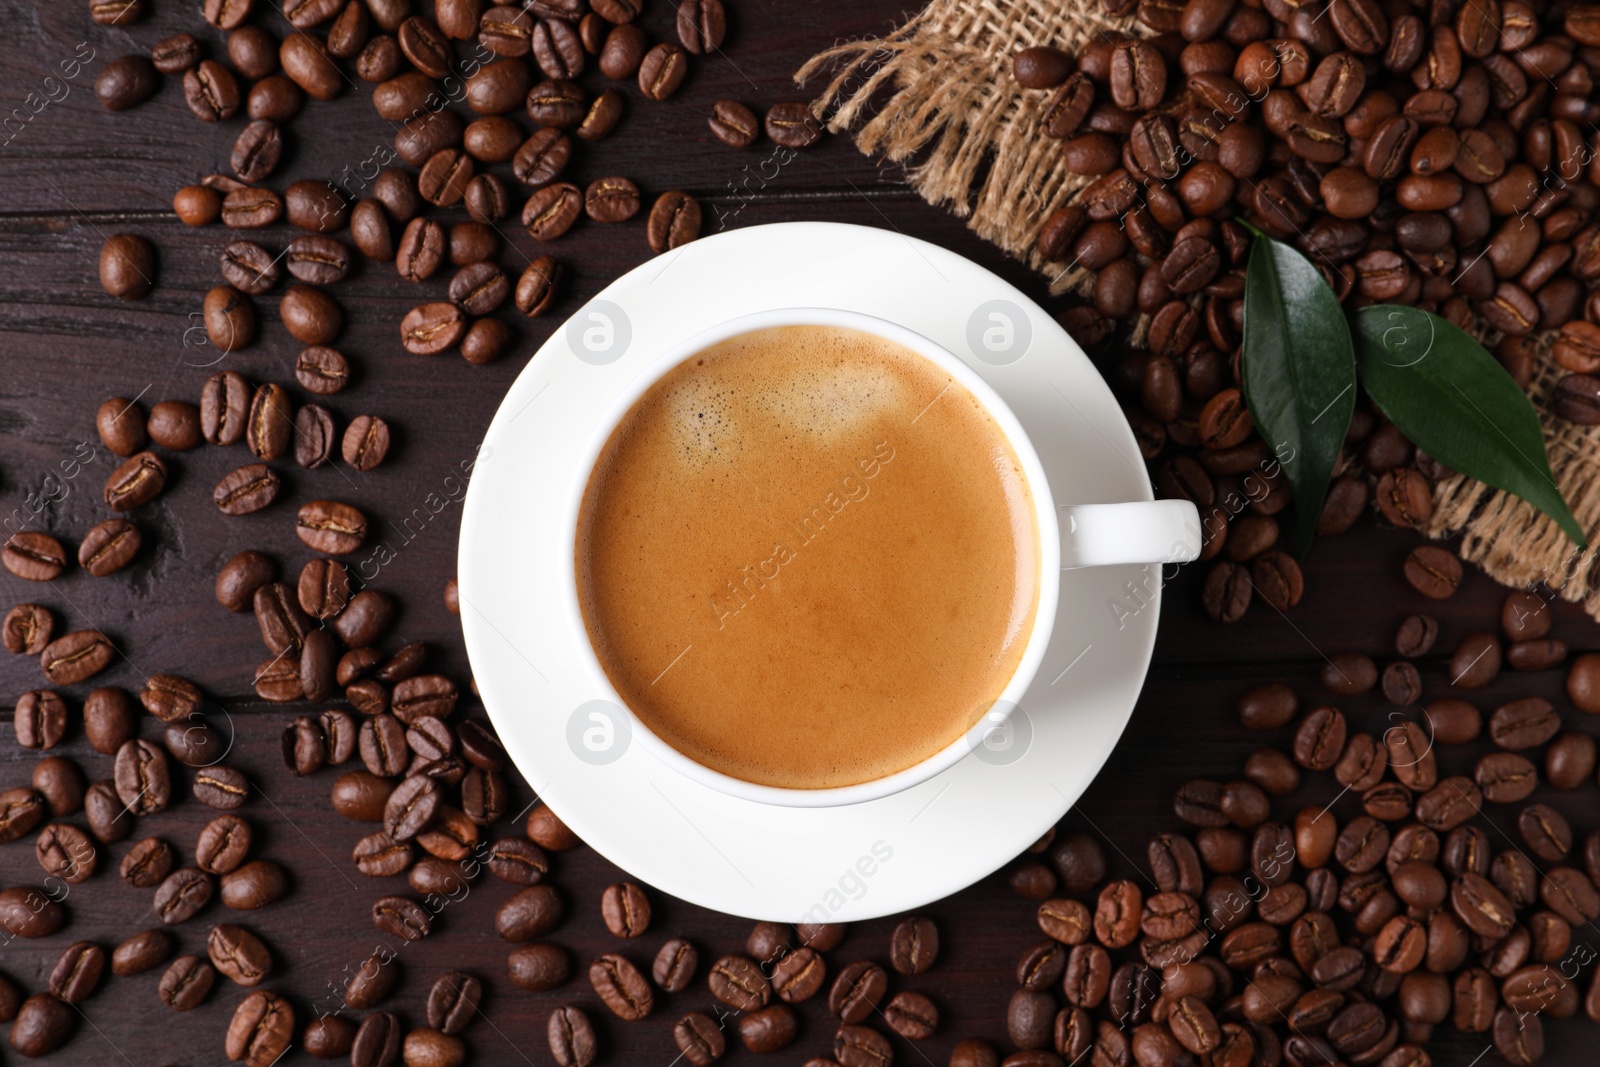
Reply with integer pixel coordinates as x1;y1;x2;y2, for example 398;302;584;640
797;2;1600;618
794;0;1138;299
1427;343;1600;614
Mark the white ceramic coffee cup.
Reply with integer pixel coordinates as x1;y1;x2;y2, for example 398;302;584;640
561;308;1200;808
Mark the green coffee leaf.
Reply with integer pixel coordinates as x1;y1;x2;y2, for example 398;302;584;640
1240;234;1357;556
1353;305;1587;549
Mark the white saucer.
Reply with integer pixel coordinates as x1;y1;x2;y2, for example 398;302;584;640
459;222;1163;921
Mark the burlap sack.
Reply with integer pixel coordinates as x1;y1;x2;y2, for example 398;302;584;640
798;1;1600;617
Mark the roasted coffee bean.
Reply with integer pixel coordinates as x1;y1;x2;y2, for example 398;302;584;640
331;590;394;651
635;42;687;100
1477;751;1538;803
766;101;823;147
1490;696;1559;749
3;602;54;655
99;232;156;299
301;1016;357;1059
278;284;341;344
196;814;252;876
199;370;250;445
1397;614;1439;658
331;771;393;825
403;1028;466;1067
208;922;272;986
174;183;221;223
745;925;790;961
144;400;202;452
281;234;351;285
1094;880;1143;947
497;943;570;996
704;954;768;1012
156;954;220;1016
875;992;934;1041
1403;545;1463;598
1202;560;1252;622
1416;775;1484;831
15;690;68;749
194;766;249;809
1452;872;1516;938
221;187;283;229
1451;631;1502;688
292;558;348;623
336;951;396;1011
497;884;563;942
589;953;653;1020
1294;707;1348;770
1064;943;1113;1008
9;993;73;1056
637;939;700;998
1237;683;1296;730
668;1014;725;1067
2;531;66;581
36;823;96;882
97;53;159;111
512;256;562;317
350;829;410;878
113;738;170;814
32;757;85;817
1541;866;1600;925
136;675;200;726
397;217;446;283
401;301;466;353
836;1024;894;1067
111;928;172;977
1546;731;1596;790
372;894;432;942
590;882;649;939
153;866;215;924
584;175;640;223
204;284;258;351
212;463;280;516
221;990;293;1065
1322;653;1377;694
254;582;310;656
220;860;288;910
709;98;759;146
80;777;130;843
549;1005;597;1067
575;86;623;140
457;766;503;825
647;190;702;252
334;414;392;472
296;499;367;554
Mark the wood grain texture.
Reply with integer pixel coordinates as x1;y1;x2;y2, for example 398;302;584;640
0;0;1597;1064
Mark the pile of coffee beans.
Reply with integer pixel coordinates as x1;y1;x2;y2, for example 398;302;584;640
91;0;828;370
977;553;1600;1067
11;0;839;1061
1012;0;1600;621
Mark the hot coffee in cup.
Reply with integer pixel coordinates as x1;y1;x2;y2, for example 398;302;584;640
576;323;1042;791
565;309;1198;806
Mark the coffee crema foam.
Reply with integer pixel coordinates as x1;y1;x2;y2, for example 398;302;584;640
575;325;1040;790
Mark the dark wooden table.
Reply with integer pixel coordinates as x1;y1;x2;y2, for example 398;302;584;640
2;2;1597;1064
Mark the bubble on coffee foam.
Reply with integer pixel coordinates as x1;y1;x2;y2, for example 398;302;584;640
760;359;905;437
665;373;737;469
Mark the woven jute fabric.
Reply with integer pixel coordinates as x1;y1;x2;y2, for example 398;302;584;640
798;0;1600;617
796;0;1136;297
1425;345;1600;615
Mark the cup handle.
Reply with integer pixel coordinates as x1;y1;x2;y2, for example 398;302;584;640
1059;500;1202;570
